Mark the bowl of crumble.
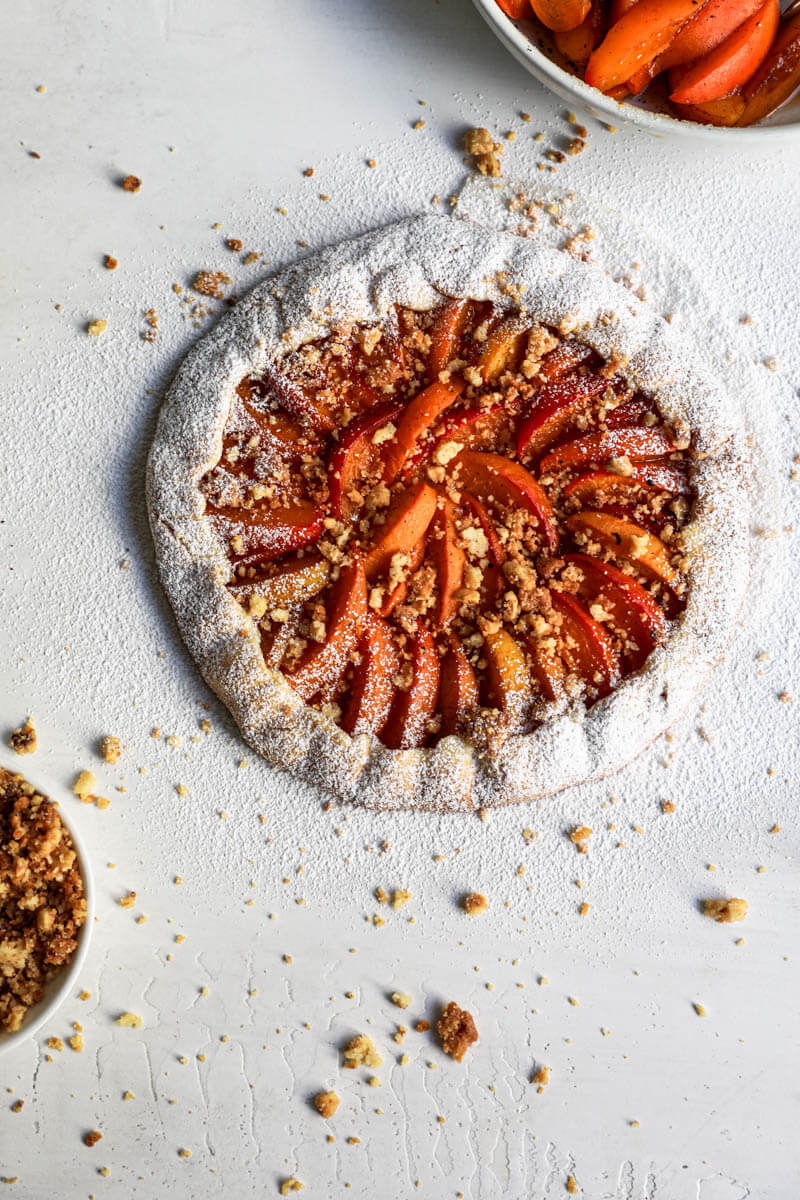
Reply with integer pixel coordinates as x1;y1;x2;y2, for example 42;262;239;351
473;0;800;142
0;753;94;1055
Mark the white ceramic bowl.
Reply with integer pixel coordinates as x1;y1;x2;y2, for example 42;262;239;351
473;0;800;143
0;753;94;1056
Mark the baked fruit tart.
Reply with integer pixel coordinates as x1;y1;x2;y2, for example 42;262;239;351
147;216;748;810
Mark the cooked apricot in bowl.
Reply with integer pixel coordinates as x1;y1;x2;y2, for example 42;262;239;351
495;0;800;126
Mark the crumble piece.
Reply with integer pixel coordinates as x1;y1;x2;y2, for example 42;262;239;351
531;1064;550;1091
462;892;487;916
693;1002;707;1017
120;175;141;192
463;127;503;177
10;1100;23;1113
280;1179;304;1195
192;271;232;299
9;719;36;756
566;1175;578;1193
116;1012;142;1028
391;992;412;1010
84;1131;102;1148
342;1034;382;1069
0;767;87;1033
100;736;122;765
313;1090;340;1118
568;825;592;853
87;319;107;337
227;238;243;251
391;889;411;909
661;800;676;814
72;771;95;798
415;1019;430;1033
702;898;748;924
178;1148;192;1158
104;254;118;270
436;1002;478;1063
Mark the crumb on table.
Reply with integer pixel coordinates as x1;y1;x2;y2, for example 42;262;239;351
280;1179;304;1195
100;736;122;765
192;271;232;299
9;718;37;755
342;1034;382;1069
436;1002;478;1063
702;897;748;923
121;174;141;192
462;892;487;916
313;1090;340;1118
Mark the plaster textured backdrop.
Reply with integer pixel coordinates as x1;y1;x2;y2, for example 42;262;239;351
1;2;799;1198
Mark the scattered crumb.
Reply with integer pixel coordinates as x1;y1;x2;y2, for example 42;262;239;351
391;889;411;909
342;1034;382;1069
115;1012;142;1028
100;736;122;764
693;1002;707;1017
437;1002;478;1063
84;1131;102;1148
531;1065;550;1092
279;1180;304;1195
661;799;676;814
192;271;232;299
578;902;590;917
568;826;592;852
391;992;412;1010
566;1175;578;1194
120;175;141;192
702;898;748;924
86;320;107;337
415;1019;430;1033
10;1100;23;1114
104;254;118;270
313;1090;340;1118
463;127;503;177
462;892;487;916
9;718;36;756
178;1148;192;1158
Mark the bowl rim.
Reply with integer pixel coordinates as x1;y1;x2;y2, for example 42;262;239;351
472;0;800;143
0;750;95;1056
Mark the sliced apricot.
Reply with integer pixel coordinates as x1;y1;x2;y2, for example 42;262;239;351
585;0;714;93
550;591;619;696
516;371;608;461
536;339;594;384
455;450;558;553
430;500;466;627
565;552;667;670
382;378;465;483
738;10;800;124
210;501;324;562
365;480;438;579
525;637;568;702
669;0;779;104
609;0;639;23
657;0;765;70
462;491;506;565
229;554;329;609
539;427;674;477
382;626;440;750
328;402;403;519
261;361;337;434
440;635;480;735
531;0;592;34
483;627;531;718
496;0;532;18
238;391;319;459
567;510;681;591
476;314;530;382
555;1;607;68
340;614;399;737
563;464;690;503
673;93;747;123
428;299;472;382
287;558;367;701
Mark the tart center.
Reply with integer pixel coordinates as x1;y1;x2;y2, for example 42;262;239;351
201;300;693;751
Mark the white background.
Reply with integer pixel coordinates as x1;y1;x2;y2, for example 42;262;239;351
2;2;800;1198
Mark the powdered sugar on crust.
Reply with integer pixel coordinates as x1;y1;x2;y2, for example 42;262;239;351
146;214;749;811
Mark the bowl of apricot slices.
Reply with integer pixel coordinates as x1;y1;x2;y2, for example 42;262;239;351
475;0;800;136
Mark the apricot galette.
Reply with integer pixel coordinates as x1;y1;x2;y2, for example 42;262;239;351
147;216;748;810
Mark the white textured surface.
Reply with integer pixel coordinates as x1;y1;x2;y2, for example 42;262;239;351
1;2;800;1198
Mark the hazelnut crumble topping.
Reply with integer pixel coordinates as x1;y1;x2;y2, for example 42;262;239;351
120;175;141;192
313;1090;340;1118
462;892;488;916
0;767;87;1033
436;1001;478;1062
702;897;748;924
9;719;37;756
342;1033;382;1069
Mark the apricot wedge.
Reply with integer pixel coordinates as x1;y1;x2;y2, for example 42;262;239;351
428;298;472;381
738;11;800;125
365;480;438;579
483;627;531;719
229;554;330;609
496;0;532;18
455;450;558;553
288;558;367;701
585;0;714;92
550;591;619;696
340;614;399;737
563;464;690;503
516;371;608;461
238;392;318;459
261;361;337;434
565;552;666;669
430;500;466;627
382;378;465;484
531;0;592;33
462;491;506;565
210;502;324;562
476;314;529;382
554;2;607;68
526;637;568;702
669;0;779;103
567;510;681;591
382;626;440;749
673;93;747;124
656;0;765;71
328;402;403;519
440;635;480;735
539;427;674;477
536;339;594;384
